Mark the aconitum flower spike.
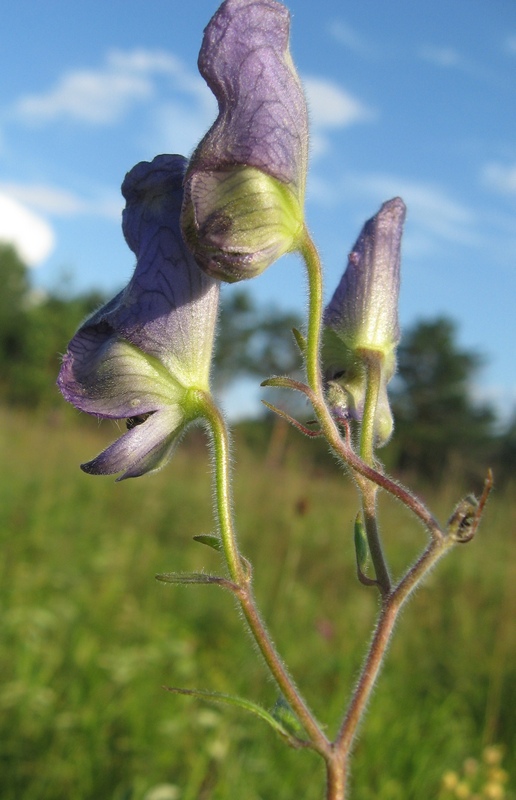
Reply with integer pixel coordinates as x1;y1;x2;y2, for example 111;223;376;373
322;197;406;446
57;154;219;480
181;0;309;282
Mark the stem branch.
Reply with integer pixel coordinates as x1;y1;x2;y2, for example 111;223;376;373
335;535;453;758
299;228;443;541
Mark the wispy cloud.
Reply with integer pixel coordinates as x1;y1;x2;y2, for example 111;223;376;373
417;44;500;85
418;45;463;69
327;20;378;59
0;192;54;266
505;34;516;55
482;162;516;195
0;181;122;219
13;47;211;127
303;76;375;156
308;170;479;251
348;172;479;247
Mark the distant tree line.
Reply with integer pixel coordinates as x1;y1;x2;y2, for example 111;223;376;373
0;243;514;485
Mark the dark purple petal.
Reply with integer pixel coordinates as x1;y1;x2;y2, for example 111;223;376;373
192;0;308;194
81;406;185;480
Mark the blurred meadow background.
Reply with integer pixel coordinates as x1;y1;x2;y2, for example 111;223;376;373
1;241;515;797
1;398;516;799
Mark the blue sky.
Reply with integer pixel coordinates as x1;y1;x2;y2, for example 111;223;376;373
1;0;515;421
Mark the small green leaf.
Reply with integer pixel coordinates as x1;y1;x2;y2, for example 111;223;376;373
354;514;369;570
292;327;306;354
193;534;224;553
155;572;234;589
260;376;291;389
271;695;305;737
164;687;308;748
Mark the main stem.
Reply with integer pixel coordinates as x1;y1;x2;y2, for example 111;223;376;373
200;392;329;755
326;757;348;800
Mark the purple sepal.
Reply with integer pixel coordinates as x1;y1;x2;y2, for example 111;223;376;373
193;0;308;193
57;155;220;479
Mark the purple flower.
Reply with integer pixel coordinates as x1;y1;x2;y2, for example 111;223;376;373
181;0;309;282
323;198;406;445
58;154;219;480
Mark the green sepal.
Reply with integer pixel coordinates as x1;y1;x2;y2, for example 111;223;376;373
192;534;224;553
182;166;304;282
354;514;369;570
164;687;308;748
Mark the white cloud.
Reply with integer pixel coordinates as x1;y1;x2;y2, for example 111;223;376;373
304;77;374;129
482;162;516;195
0;192;54;266
107;49;182;74
303;76;375;157
13;47;210;127
15;69;151;125
108;48;210;104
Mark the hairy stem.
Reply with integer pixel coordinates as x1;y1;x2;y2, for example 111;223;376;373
298;230;457;798
199;392;245;585
298;229;442;540
300;227;325;397
326;756;347;800
334;535;453;759
200;391;329;755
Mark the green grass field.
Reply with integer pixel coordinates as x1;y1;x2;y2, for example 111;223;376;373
1;408;515;799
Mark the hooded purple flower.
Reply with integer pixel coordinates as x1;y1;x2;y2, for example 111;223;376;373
58;154;219;480
181;0;309;282
323;198;406;446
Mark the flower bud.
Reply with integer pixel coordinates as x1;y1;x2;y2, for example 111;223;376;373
323;198;406;446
